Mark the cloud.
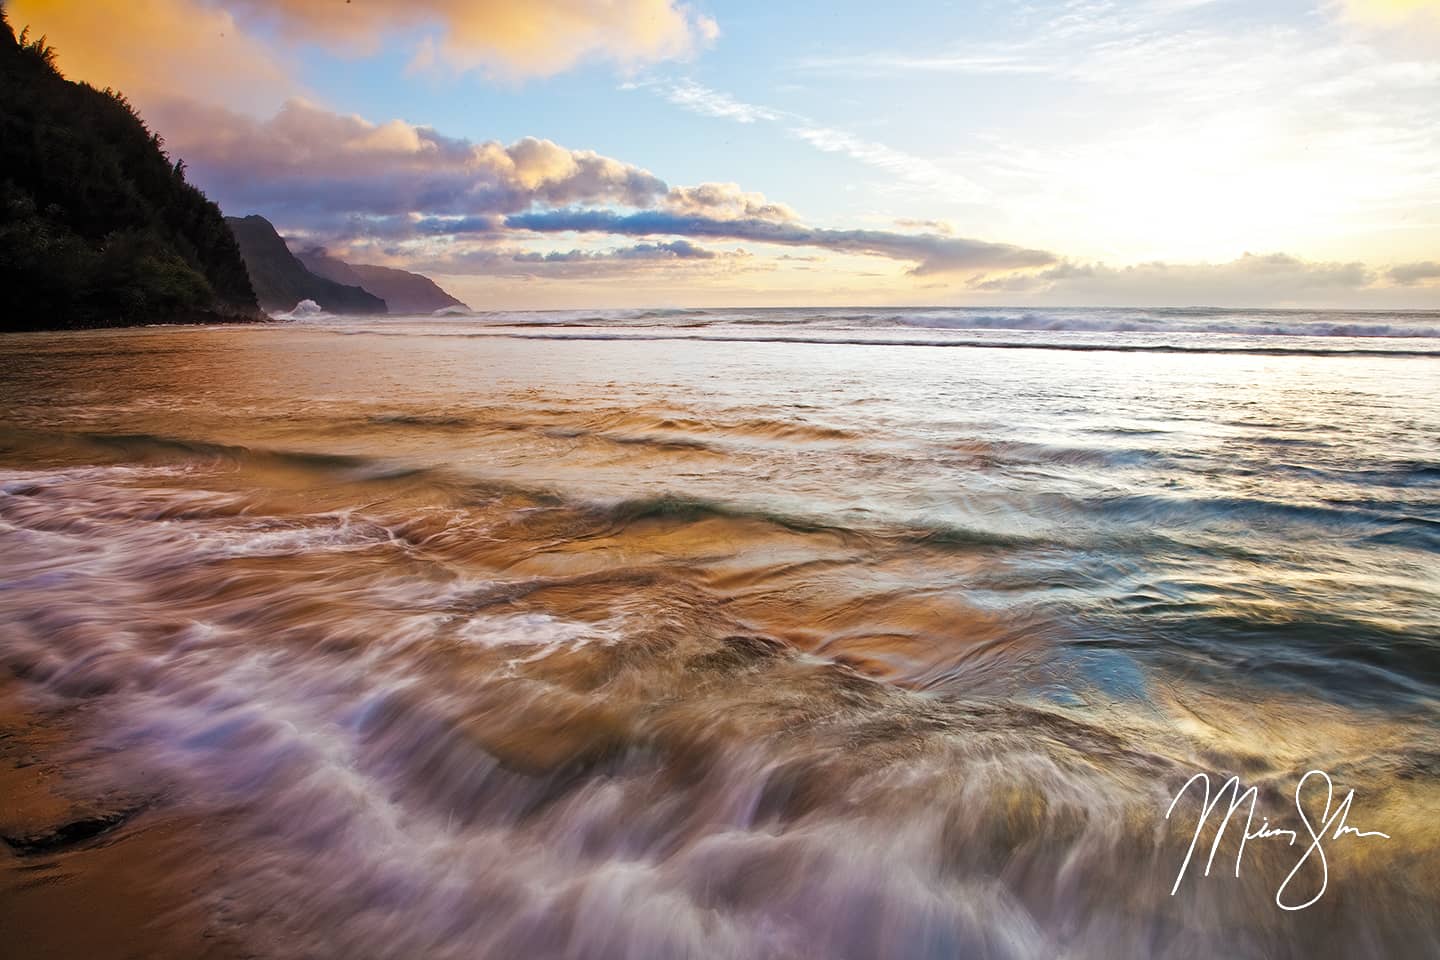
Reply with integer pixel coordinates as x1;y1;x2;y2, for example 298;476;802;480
1339;0;1440;30
377;237;752;281
155;99;815;240
98;86;1416;303
134;88;1042;281
895;219;955;234
792;126;988;203
151;97;1041;280
649;80;988;202
228;0;718;78
153;98;668;223
782;2;1440;268
514;240;719;262
9;0;716;125
662;79;780;122
970;253;1378;305
793;51;1052;77
8;0;291;113
1387;260;1440;285
502;209;1056;275
664;182;798;221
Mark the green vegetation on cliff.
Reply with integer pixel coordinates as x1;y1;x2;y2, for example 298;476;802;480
0;10;261;330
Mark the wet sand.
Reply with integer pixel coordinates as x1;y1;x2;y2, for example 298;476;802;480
0;679;248;959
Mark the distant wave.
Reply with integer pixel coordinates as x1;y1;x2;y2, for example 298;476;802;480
323;328;1440;358
432;306;1440;341
891;313;1440;338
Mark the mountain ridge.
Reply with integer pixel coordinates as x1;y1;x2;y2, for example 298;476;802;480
296;248;468;315
224;215;387;315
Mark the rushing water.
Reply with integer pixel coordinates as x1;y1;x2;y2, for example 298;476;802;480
2;308;1438;958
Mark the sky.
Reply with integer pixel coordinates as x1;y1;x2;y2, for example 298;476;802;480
10;0;1440;308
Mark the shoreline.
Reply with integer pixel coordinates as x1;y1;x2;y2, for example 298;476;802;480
0;678;248;958
4;309;274;335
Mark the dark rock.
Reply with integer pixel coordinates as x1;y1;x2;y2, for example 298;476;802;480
1;808;133;855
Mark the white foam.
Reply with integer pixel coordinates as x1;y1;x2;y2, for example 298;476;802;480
277;298;328;320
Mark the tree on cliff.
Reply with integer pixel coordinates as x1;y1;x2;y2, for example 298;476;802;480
0;6;260;330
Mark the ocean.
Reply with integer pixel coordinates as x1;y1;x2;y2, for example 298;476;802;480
2;306;1438;958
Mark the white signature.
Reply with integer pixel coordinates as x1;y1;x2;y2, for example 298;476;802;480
1165;770;1390;911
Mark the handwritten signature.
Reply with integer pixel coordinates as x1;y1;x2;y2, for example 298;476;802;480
1165;770;1390;910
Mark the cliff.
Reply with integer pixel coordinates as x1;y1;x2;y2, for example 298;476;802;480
0;12;262;330
224;216;387;315
296;248;468;315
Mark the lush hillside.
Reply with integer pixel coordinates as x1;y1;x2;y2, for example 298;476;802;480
226;216;387;315
296;247;468;314
0;11;261;330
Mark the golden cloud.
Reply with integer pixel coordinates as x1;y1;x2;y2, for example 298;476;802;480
8;0;717;118
229;0;718;77
9;0;292;113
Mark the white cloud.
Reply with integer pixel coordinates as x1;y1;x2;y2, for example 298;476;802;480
970;252;1383;306
1338;0;1440;29
650;80;988;204
792;126;988;204
662;80;780;122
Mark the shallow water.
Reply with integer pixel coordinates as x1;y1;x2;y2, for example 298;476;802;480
2;310;1438;958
